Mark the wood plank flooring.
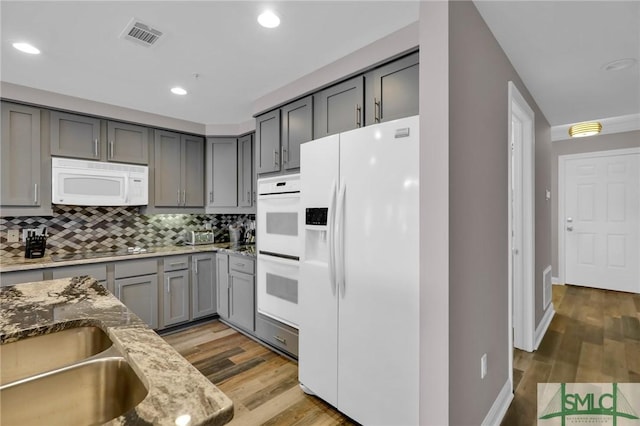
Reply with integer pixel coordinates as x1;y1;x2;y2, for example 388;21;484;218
163;284;639;426
502;284;640;426
162;321;357;426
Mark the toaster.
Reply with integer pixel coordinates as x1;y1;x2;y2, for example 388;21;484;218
184;230;215;245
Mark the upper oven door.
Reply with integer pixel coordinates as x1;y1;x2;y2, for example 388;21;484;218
257;192;301;259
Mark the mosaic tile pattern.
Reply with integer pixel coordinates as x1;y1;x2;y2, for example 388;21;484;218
0;206;254;259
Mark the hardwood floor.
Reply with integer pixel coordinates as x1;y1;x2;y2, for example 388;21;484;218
162;321;357;426
163;284;639;426
502;284;640;425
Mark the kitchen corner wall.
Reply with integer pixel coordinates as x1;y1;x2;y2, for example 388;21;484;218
0;206;254;259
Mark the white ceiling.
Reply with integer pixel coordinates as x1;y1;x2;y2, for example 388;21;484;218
2;1;638;129
474;0;640;126
0;1;420;126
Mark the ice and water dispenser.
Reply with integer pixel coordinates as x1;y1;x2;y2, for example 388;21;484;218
304;207;329;263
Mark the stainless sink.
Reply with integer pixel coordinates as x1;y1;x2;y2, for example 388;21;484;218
0;326;112;385
1;357;148;425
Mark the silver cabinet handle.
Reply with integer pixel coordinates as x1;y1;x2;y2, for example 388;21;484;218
193;260;198;275
34;183;38;204
283;147;288;164
166;277;170;294
94;139;99;157
177;190;180;205
374;97;381;123
355;104;362;127
273;150;279;167
209;191;213;203
247;191;250;203
253;191;256;203
170;262;187;267
274;335;287;345
109;140;114;159
182;190;186;205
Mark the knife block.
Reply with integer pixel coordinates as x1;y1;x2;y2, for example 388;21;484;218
25;235;47;259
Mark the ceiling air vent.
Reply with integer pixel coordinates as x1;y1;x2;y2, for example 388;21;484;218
120;18;163;47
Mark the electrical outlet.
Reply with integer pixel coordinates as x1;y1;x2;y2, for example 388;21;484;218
7;229;20;243
481;353;488;379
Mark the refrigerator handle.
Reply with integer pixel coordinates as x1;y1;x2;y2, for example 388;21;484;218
336;183;347;297
328;180;338;293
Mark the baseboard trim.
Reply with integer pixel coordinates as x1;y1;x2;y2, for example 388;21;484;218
552;276;563;285
482;379;513;426
534;304;555;350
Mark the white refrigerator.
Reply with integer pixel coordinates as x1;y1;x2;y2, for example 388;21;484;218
299;115;419;425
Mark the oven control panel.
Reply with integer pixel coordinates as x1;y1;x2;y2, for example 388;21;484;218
306;208;328;226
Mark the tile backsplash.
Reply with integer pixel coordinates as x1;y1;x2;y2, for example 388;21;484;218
0;206;254;259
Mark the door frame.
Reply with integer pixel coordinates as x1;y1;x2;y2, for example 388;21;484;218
507;81;536;377
557;147;640;284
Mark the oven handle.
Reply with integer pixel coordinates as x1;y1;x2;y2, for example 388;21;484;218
328;179;337;293
258;252;300;266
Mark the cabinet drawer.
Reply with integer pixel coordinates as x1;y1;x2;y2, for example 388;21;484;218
52;264;107;282
256;315;298;357
0;270;45;287
163;256;189;272
228;255;255;275
115;258;158;279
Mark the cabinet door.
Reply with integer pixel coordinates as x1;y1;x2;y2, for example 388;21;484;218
207;137;238;207
182;135;205;207
162;270;190;327
192;254;216;319
51;264;107;289
1;102;41;207
255;110;281;175
216;254;230;319
229;270;255;332
50;111;101;160
115;274;158;329
365;52;419;125
314;76;364;138
107;121;149;165
281;96;313;170
0;270;44;287
153;130;182;207
238;134;254;207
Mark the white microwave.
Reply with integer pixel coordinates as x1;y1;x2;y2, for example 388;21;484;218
52;157;148;206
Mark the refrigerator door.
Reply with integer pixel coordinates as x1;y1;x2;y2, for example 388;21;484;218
299;134;340;406
337;116;420;425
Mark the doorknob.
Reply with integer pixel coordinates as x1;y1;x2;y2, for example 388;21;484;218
567;226;573;231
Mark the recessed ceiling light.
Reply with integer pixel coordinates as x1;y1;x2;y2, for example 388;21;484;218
602;58;637;72
568;121;602;138
12;42;40;55
258;11;280;28
171;87;187;95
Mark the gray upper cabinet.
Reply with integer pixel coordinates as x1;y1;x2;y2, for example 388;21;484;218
106;121;149;164
314;76;364;139
365;52;419;125
207;137;238;207
154;130;204;208
182;134;205;207
238;134;253;207
281;96;313;170
192;254;216;319
1;102;42;208
50;111;101;160
255;110;281;175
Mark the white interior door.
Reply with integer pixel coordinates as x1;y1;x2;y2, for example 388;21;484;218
563;151;639;293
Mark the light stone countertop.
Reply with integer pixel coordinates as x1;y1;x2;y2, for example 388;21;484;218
0;243;256;273
0;276;234;425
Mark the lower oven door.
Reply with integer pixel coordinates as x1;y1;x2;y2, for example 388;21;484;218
257;254;300;329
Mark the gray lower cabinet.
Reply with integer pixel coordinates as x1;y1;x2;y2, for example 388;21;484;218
255;110;281;175
314;76;364;139
1;102;45;211
256;314;299;357
207;137;238;207
216;254;230;319
217;253;255;333
281;96;313;171
106;121;149;165
365;52;419;125
0;270;45;287
114;258;159;329
162;269;190;327
192;254;216;319
50;110;101;160
154;131;205;208
237;134;254;207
